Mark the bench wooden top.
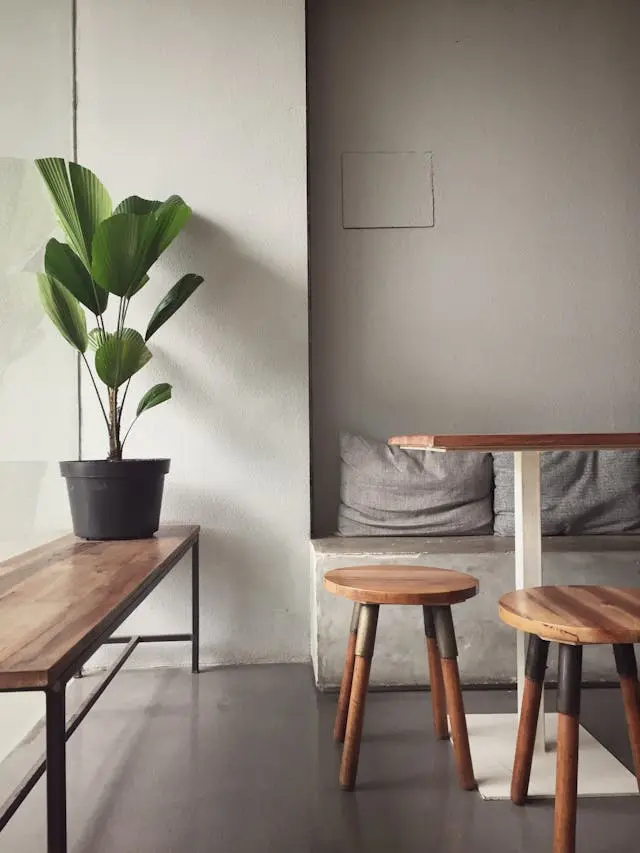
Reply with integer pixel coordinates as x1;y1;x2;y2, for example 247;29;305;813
0;525;199;689
499;586;640;644
387;433;640;452
324;565;478;605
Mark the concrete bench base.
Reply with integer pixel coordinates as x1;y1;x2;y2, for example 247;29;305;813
311;536;640;689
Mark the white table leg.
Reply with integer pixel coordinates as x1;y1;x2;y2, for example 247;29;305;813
513;450;545;751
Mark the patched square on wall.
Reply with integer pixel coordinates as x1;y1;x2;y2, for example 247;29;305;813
341;151;434;229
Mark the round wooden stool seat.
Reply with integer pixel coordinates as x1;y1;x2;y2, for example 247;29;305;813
499;585;640;645
324;565;478;606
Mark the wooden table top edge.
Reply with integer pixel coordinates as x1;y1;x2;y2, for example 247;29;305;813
387;433;640;451
0;523;200;691
0;523;200;575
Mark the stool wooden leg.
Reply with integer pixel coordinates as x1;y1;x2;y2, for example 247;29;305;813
433;605;476;791
613;643;640;790
334;603;361;743
554;644;582;853
339;603;379;791
423;606;449;740
511;634;549;804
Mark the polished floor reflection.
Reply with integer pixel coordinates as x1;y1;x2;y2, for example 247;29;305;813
0;665;636;852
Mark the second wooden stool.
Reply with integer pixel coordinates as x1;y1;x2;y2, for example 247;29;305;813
499;585;640;853
324;564;479;791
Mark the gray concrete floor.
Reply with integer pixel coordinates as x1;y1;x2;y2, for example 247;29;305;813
0;664;637;852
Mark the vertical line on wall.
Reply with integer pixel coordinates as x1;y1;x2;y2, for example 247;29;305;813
71;0;78;161
305;0;314;536
71;0;82;460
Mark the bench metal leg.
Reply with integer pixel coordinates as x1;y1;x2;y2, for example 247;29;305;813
192;537;200;674
46;683;67;853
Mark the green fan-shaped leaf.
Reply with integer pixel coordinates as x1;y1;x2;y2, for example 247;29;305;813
88;328;111;351
150;195;192;257
91;213;156;297
92;196;192;298
113;196;163;216
38;273;87;352
94;328;152;389
44;238;108;314
136;382;172;417
68;162;113;262
145;273;204;340
35;158;112;268
36;158;87;265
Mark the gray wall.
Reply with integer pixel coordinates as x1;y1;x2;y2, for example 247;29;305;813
309;0;640;534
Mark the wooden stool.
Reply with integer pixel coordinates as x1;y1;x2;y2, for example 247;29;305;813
499;585;640;853
324;565;479;791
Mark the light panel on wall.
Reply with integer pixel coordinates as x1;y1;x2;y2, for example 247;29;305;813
341;151;434;229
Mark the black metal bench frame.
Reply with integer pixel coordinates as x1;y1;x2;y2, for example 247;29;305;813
0;533;199;853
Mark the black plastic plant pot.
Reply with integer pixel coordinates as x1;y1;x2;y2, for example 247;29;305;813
60;459;171;540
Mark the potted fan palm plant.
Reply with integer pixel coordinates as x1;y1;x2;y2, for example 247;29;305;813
35;158;203;540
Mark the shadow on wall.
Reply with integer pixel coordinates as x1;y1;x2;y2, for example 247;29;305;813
0;159;54;391
0;160;60;555
130;216;309;665
153;214;307;459
0;462;47;544
167;492;304;665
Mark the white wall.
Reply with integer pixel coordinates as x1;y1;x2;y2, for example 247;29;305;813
77;0;310;666
0;0;75;759
309;0;640;533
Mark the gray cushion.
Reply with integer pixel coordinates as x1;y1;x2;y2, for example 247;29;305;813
338;433;493;536
493;450;640;536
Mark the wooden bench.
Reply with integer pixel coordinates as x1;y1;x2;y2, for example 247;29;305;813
0;524;200;853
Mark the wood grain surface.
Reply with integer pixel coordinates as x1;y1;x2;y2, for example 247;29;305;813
499;586;640;644
426;637;449;740
334;631;357;743
618;675;640;789
441;658;476;791
387;433;640;451
339;655;372;791
511;676;545;804
554;711;580;853
324;566;479;605
0;525;199;689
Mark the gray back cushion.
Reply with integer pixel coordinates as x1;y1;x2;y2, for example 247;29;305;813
493;450;640;536
338;433;493;536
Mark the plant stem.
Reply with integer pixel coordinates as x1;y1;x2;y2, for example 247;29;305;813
80;353;110;432
117;377;132;434
108;387;122;460
120;415;139;452
117;296;127;334
115;298;133;434
108;296;126;459
86;267;106;335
